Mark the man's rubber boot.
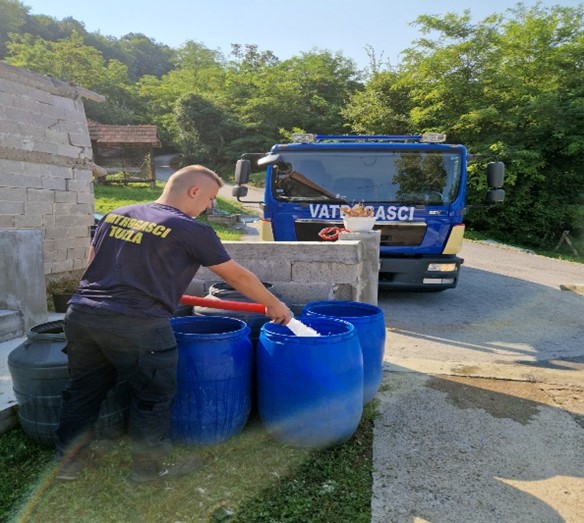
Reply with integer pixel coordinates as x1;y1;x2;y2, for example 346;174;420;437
125;454;207;486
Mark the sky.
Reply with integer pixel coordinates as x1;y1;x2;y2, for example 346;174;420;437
21;0;584;70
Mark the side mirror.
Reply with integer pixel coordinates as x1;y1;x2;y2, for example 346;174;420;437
487;189;505;203
487;161;505;188
234;159;251;184
232;186;248;198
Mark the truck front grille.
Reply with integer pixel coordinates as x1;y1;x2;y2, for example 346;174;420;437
294;220;426;246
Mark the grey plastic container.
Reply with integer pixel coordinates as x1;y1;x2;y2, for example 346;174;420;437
8;320;129;447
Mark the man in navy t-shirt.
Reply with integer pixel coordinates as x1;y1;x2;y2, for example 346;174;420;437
55;165;291;484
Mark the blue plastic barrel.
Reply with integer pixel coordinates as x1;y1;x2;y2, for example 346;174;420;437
170;316;253;446
257;317;363;448
194;282;276;347
302;300;386;404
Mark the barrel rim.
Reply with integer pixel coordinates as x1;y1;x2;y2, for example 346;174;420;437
261;316;355;342
26;320;66;341
302;300;383;319
170;315;251;338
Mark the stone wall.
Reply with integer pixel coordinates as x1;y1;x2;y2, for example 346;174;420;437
0;62;104;277
186;231;381;311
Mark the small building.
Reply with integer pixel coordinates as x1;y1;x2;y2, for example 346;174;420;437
88;121;161;188
0;61;105;334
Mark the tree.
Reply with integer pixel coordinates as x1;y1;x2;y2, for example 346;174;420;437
118;33;175;81
0;0;28;57
135;40;227;146
5;31;142;124
342;68;414;134
219;47;363;153
174;92;241;169
346;4;584;247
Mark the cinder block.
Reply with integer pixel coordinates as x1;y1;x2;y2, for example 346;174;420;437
67;245;90;260
48;165;73;179
0;187;26;201
51;95;76;112
5;106;34;126
0;200;24;214
54;214;92;227
56;143;83;158
0;172;41;189
292;261;360;284
73;169;93;182
66;179;92;192
41;177;66;191
25;201;52;215
0;117;19;133
73;257;90;271
26;188;55;203
45;127;69;143
0;77;29;97
68;132;92;147
0;90;17;108
50;259;74;273
0;216;15;227
273;282;334;308
0;158;23;175
27;111;59;129
17;121;50;139
14;214;43;228
0;133;27;149
329;284;354;301
76;191;93;204
31;139;60;156
238;259;292;282
54;191;77;203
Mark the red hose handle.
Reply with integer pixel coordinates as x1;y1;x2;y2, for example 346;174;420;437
180;294;267;314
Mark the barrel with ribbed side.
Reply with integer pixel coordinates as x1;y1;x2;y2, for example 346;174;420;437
7;321;129;447
193;282;275;346
257;317;363;448
302;300;386;404
170;316;253;445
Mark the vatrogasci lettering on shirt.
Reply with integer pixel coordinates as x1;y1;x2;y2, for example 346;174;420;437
103;213;172;244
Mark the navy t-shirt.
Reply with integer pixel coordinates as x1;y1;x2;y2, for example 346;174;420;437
70;203;231;318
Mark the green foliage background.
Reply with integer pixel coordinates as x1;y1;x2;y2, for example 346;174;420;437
1;0;583;249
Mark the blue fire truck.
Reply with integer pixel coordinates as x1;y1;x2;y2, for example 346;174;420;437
232;133;505;291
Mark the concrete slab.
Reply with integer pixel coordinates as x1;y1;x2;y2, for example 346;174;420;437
372;369;584;523
0;309;23;342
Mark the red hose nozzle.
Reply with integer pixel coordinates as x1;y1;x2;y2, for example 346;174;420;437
180;295;267;314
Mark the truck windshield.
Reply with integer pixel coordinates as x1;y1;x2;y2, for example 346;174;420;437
272;151;462;205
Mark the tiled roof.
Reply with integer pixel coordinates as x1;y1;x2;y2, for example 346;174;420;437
88;121;161;146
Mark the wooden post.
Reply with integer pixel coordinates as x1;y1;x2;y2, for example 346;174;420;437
148;151;155;189
554;230;580;256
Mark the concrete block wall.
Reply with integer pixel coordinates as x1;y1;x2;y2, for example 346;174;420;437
0;62;104;277
0;229;47;332
186;231;382;312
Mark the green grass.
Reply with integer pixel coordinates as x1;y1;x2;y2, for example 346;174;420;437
1;405;375;523
94;181;245;241
0;426;53;523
